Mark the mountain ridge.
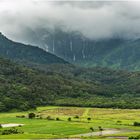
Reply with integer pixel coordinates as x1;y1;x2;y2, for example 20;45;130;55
0;32;68;66
24;29;140;70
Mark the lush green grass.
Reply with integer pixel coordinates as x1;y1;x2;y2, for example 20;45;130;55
0;106;140;139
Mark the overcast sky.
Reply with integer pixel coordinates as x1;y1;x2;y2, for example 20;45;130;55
1;0;140;43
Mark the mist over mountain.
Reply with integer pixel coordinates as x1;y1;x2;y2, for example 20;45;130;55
0;32;67;66
1;1;140;42
1;1;140;70
13;29;140;71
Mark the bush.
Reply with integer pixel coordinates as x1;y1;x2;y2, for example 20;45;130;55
133;122;140;126
98;126;103;131
28;113;36;119
116;120;122;124
0;128;24;135
87;117;91;122
16;115;25;118
56;117;60;121
129;135;140;139
90;127;94;132
74;115;79;119
68;117;71;121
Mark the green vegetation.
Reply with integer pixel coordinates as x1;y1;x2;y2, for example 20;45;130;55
0;106;140;139
129;135;140;139
0;128;23;135
1;32;140;111
28;113;36;119
133;122;140;126
1;57;140;111
0;32;67;65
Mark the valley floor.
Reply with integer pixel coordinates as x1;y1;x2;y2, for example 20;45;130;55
0;106;140;139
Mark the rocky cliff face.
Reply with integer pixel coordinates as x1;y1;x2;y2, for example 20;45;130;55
3;28;140;70
40;30;124;61
37;29;140;70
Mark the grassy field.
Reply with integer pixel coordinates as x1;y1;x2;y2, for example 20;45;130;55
0;106;140;139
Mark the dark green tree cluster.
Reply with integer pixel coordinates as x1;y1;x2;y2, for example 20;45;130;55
0;57;140;112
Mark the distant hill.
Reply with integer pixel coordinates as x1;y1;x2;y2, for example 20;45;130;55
0;57;140;112
27;29;140;71
0;32;67;65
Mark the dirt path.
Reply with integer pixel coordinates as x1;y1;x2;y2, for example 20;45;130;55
107;136;128;140
78;129;126;137
1;123;24;128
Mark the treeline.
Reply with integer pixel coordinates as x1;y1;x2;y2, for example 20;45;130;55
0;58;140;112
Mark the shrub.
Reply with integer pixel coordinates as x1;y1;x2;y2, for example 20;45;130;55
129;135;140;139
116;120;122;124
68;117;71;121
56;117;60;121
16;115;25;118
74;115;79;119
0;128;24;135
28;113;36;119
87;117;91;122
36;115;40;117
98;126;103;131
133;122;140;126
90;127;94;132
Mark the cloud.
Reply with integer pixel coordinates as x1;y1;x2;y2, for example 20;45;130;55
0;0;140;44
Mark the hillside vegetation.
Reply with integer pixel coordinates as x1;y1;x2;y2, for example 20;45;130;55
0;32;67;65
0;106;140;139
0;58;140;112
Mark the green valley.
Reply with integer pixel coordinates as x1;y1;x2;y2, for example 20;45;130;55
0;106;140;139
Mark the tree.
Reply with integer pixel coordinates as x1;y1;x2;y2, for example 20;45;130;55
68;117;71;121
98;126;103;136
87;117;91;123
56;117;60;121
28;113;35;119
74;115;79;119
90;127;94;132
134;122;140;126
0;102;6;112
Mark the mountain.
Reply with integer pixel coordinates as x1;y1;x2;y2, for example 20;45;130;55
0;57;140;112
27;29;140;71
0;32;67;66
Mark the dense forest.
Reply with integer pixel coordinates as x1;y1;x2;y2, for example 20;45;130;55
0;57;140;112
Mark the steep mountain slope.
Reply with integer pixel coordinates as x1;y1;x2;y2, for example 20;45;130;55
28;29;140;70
0;32;67;65
0;57;140;112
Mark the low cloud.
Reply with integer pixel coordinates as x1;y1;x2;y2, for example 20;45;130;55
0;0;140;44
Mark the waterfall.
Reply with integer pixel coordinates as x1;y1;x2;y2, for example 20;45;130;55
73;54;76;61
45;44;49;52
70;40;73;51
52;39;55;53
82;40;86;59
